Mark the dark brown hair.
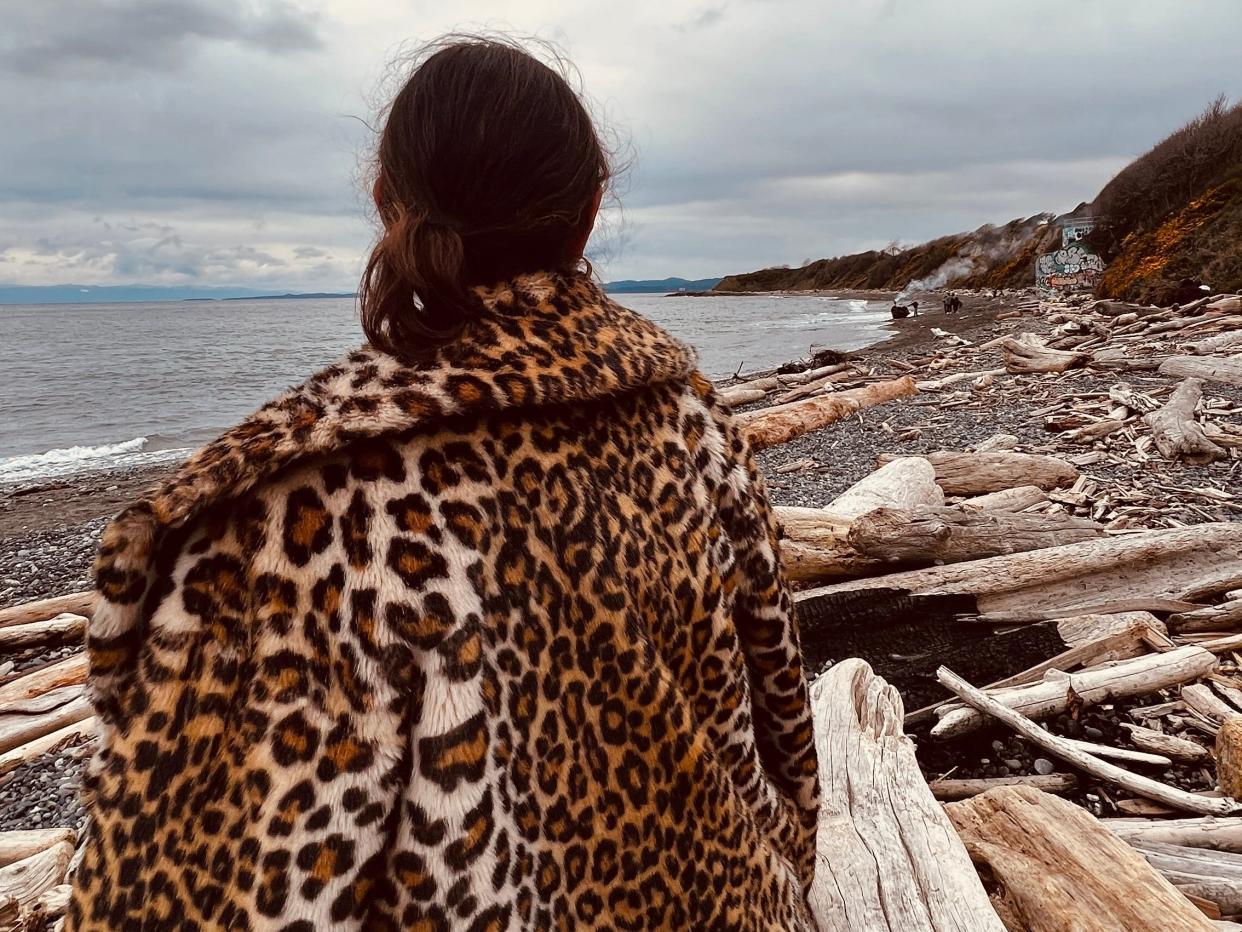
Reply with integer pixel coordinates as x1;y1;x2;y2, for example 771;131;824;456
360;37;611;357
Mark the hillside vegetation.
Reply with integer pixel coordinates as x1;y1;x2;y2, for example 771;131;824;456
716;97;1242;303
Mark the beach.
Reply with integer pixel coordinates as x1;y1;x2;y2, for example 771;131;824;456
4;286;1241;839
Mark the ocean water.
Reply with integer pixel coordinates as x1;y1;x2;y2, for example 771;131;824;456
0;291;893;484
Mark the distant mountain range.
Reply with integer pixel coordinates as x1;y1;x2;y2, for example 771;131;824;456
0;278;722;305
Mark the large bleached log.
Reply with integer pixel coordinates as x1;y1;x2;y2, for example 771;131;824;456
929;773;1077;801
876;451;1079;495
0;694;92;756
0;831;75;870
1145;379;1226;464
808;659;1004;932
798;523;1242;621
775;457;944;584
719;386;768;407
826;456;945;518
937;666;1240;816
1160;356;1242;388
0;841;73;916
740;376;918;451
0;592;94;630
946;787;1215;931
931;645;1217;739
1105;818;1242;853
0;717;96;777
957;485;1049;513
773;366;859;404
0;655;88;709
0;615;87;653
848;505;1102;565
999;336;1091;373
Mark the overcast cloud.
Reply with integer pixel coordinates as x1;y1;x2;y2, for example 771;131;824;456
2;0;1240;289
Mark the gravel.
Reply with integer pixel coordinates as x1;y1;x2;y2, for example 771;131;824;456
0;743;91;834
0;517;107;609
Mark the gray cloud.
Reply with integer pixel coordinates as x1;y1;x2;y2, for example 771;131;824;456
1;0;322;76
1;0;1240;289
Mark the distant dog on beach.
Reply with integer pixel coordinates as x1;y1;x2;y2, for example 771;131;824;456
890;301;918;319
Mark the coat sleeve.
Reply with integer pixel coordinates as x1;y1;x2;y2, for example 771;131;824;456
69;489;410;930
706;385;821;889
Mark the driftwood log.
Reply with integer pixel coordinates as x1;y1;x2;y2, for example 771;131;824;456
876;451;1079;495
957;485;1049;513
1160;356;1242;388
0;655;88;709
931;646;1217;739
1129;842;1242;915
0;615;87;653
0;592;94;630
0;717;96;777
946;787;1215;931
0;840;73;917
1144;379;1226;464
0;831;75;870
999;336;1091;373
1218;719;1242;800
1171;600;1242;634
0;694;92;756
929;773;1076;801
847;505;1102;565
938;667;1240;816
807;659;1004;931
740;376;918;451
799;523;1242;622
1123;723;1212;763
1105;818;1242;853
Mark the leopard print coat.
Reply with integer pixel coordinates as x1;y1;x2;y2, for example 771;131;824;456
68;271;820;931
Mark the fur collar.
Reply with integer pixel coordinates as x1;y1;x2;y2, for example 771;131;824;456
94;270;695;605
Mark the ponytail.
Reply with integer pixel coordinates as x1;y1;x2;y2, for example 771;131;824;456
359;201;483;360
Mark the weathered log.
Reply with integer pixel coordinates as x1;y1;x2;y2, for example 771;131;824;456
848;505;1102;565
0;655;89;708
773;367;859;404
0;592;94;630
931;645;1216;739
740;376;918;451
0;717;96;777
917;368;1007;391
1170;600;1242;634
1145;379;1226;464
0;695;92;756
876;451;1079;496
1130;841;1242;915
0;831;75;871
973;434;1020;453
1123;723;1211;763
957;485;1049;513
1207;296;1242;314
1105;818;1242;853
937;666;1240;816
0;615;86;653
827;456;945;518
1183;685;1241;726
798;523;1242;622
808;659;1004;932
999;336;1091;373
946;787;1215;931
0;841;73;916
719;386;768;407
929;773;1076;801
1160;356;1242;388
1189;330;1242;356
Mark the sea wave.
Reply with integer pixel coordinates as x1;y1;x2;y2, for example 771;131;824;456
0;436;191;485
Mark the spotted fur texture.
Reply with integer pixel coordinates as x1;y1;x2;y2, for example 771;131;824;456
69;271;820;930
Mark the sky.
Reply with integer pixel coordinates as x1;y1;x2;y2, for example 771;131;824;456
2;0;1241;292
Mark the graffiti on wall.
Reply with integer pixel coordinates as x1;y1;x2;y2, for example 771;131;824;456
1036;243;1105;294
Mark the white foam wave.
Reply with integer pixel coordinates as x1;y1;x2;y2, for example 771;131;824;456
0;437;190;485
